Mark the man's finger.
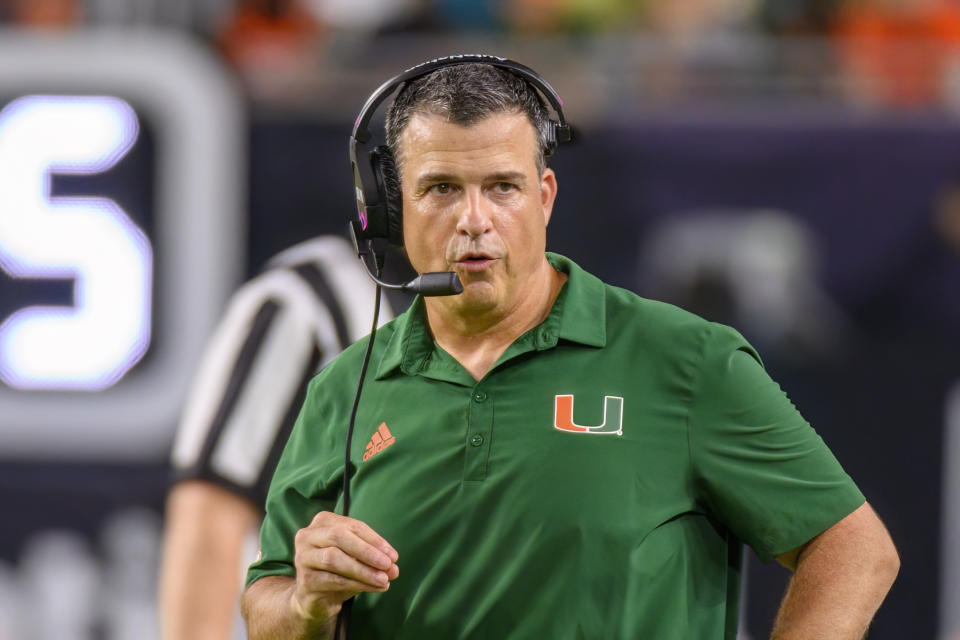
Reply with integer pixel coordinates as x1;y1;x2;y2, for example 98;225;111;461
299;545;392;590
310;512;398;562
299;568;391;597
299;518;398;571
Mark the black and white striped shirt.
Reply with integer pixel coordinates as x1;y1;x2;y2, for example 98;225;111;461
170;236;401;506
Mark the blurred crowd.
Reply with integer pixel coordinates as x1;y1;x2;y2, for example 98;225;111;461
3;0;956;37
2;0;959;107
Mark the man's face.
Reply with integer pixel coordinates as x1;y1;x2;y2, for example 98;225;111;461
399;110;557;319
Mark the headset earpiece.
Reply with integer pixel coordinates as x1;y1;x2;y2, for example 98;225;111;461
544;121;558;158
370;146;404;246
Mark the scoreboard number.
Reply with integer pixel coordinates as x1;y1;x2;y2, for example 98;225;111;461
0;30;245;458
0;96;152;390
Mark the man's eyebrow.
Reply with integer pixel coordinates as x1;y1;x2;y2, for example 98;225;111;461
414;170;528;188
487;171;527;183
415;171;457;187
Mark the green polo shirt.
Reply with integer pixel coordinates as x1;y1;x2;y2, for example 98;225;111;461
248;253;864;639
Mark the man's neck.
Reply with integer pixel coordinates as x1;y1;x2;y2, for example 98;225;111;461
424;263;567;381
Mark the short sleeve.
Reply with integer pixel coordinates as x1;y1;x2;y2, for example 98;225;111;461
245;374;341;586
688;324;865;563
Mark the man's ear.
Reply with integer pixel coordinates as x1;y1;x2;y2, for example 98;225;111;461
541;168;558;226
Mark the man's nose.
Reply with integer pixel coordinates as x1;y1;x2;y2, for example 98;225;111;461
455;188;493;237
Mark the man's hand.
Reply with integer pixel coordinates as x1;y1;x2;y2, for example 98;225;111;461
243;512;400;640
290;511;400;626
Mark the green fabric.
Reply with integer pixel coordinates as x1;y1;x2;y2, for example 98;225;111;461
247;253;865;639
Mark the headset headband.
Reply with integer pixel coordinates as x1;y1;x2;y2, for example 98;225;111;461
351;54;571;146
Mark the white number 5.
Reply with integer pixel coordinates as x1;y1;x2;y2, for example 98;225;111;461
0;96;152;391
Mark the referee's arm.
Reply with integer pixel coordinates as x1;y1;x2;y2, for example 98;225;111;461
161;480;261;640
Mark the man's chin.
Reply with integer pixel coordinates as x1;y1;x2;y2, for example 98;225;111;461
447;283;498;315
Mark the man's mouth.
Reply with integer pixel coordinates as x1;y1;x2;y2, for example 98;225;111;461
454;254;497;272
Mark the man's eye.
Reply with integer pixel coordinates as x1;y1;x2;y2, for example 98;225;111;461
431;183;452;194
494;182;516;193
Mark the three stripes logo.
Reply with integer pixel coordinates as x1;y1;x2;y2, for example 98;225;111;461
554;394;624;436
363;422;396;461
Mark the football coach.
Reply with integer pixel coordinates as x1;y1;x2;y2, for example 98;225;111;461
241;55;899;639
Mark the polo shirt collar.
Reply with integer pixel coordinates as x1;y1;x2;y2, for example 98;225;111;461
375;252;606;380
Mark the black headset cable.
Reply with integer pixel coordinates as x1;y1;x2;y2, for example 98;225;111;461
334;252;384;640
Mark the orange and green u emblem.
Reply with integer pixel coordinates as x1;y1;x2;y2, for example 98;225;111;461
553;394;624;436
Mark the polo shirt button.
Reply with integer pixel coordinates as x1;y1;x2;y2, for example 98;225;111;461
473;390;487;402
470;434;484;447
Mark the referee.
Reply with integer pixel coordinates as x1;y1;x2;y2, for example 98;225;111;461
159;236;408;640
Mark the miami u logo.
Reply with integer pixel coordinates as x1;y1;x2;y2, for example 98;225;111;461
553;394;624;436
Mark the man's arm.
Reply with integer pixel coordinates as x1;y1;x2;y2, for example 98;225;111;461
242;511;399;640
771;501;899;639
242;575;333;640
160;480;260;640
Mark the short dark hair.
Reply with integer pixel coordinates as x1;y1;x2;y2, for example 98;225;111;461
385;63;551;177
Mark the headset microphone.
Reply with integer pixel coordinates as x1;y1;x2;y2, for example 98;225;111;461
349;220;463;296
368;270;463;296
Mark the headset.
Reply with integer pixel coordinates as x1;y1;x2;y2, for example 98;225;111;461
348;54;572;283
337;55;571;640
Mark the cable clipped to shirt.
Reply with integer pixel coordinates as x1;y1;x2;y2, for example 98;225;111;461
340;256;383;521
334;253;382;640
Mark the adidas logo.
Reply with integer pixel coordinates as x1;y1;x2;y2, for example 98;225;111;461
363;422;396;461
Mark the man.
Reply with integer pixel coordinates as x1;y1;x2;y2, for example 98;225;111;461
159;236;397;640
242;59;899;638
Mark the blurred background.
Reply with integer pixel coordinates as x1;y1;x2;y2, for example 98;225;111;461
0;0;957;637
